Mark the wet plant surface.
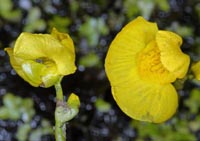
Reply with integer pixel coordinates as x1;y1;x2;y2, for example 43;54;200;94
1;0;200;141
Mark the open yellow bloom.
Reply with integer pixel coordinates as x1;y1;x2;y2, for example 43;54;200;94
5;28;76;88
105;16;190;123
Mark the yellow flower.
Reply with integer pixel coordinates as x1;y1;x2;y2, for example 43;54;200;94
5;28;76;88
105;16;190;123
191;61;200;80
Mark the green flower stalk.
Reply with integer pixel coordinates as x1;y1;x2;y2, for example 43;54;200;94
54;79;80;141
5;28;80;141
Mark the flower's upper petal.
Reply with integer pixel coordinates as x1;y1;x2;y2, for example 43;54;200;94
105;16;158;86
112;74;178;123
13;33;47;59
121;16;158;46
156;31;190;79
13;32;76;75
51;28;75;54
50;28;76;75
191;61;200;80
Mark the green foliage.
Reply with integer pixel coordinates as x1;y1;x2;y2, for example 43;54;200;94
137;0;154;19
192;37;200;60
185;88;200;114
95;98;111;112
16;123;32;141
189;115;200;132
123;0;139;19
195;3;200;19
0;0;22;22
79;17;109;47
0;93;35;121
48;16;71;32
167;22;193;37
124;0;169;19
29;119;53;141
155;0;170;11
79;52;102;68
23;7;46;32
132;119;196;141
69;0;79;14
16;119;53;141
0;93;53;141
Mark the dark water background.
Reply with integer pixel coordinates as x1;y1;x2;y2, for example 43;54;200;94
0;0;200;141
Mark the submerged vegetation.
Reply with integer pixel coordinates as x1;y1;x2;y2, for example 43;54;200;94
1;0;200;140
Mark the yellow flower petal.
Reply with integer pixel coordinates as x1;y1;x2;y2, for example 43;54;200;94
51;28;75;54
13;33;46;59
156;31;190;79
120;16;158;46
50;28;76;75
191;61;200;80
105;16;158;86
112;78;178;123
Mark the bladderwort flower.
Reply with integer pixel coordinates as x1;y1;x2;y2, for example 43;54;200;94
5;28;80;141
105;16;190;123
5;28;76;88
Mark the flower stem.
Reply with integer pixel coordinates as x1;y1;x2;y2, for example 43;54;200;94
54;79;66;141
55;80;64;101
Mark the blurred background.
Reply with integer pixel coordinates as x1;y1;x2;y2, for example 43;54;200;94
0;0;200;141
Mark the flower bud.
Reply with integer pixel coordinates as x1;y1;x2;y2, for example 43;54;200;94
5;28;76;88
